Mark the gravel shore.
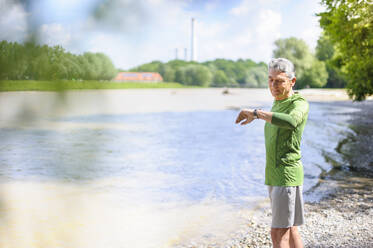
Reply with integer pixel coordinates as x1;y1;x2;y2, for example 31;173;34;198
173;175;373;248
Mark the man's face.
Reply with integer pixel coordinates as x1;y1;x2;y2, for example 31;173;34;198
268;69;296;100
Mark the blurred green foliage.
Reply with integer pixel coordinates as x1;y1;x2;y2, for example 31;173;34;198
0;40;117;81
318;0;373;100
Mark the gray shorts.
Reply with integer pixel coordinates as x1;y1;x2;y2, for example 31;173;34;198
268;185;305;228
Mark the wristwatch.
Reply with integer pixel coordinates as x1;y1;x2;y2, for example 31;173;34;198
253;109;259;119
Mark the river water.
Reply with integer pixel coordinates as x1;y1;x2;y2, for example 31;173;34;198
0;90;364;247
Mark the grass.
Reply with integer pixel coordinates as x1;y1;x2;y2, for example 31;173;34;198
0;80;201;91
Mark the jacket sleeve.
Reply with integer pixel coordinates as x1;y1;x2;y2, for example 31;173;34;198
271;99;309;129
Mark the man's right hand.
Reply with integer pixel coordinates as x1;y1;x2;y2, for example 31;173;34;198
235;109;254;125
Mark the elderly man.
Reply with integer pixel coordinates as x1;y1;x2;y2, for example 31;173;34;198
235;58;309;248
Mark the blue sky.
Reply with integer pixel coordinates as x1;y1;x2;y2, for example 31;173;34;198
1;0;325;69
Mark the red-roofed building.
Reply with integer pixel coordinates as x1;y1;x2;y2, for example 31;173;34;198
114;72;163;82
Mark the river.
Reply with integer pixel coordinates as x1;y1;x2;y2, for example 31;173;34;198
0;89;369;247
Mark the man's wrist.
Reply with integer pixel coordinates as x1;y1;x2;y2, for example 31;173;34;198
253;109;259;119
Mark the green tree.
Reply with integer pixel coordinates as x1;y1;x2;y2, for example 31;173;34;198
204;59;232;83
235;59;257;85
167;59;197;70
82;52;103;80
315;34;347;88
62;53;83;80
318;0;373;100
174;67;186;84
132;60;162;72
95;53;117;80
244;65;268;88
273;37;328;88
300;59;328;88
212;70;229;86
315;34;334;61
183;64;212;86
31;45;54;80
159;64;175;82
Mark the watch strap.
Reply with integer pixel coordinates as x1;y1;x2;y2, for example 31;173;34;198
253;109;258;119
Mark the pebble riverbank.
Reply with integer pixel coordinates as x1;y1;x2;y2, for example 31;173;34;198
173;176;373;248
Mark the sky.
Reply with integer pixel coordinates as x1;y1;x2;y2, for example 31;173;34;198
0;0;325;69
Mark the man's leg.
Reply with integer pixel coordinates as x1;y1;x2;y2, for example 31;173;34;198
269;186;305;248
289;226;303;248
271;227;290;248
271;226;303;248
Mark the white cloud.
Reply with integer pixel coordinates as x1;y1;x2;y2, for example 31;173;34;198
86;33;132;68
39;23;71;47
232;30;252;46
229;0;252;16
205;1;218;12
300;26;322;52
283;0;325;51
253;9;282;60
257;0;288;5
199;8;282;62
256;9;282;38
0;0;28;42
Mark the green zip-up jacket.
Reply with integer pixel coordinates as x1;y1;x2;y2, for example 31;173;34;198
264;92;309;186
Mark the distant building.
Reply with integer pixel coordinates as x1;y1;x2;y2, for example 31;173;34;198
114;72;163;82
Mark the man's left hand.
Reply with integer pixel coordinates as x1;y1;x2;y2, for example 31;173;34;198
235;109;254;125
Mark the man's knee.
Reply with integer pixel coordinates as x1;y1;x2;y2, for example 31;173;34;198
290;226;298;233
271;227;291;243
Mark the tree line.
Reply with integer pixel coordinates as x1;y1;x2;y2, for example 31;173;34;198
129;36;344;89
0;40;117;81
129;58;269;88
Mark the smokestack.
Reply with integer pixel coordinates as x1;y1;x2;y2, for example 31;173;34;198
184;48;187;61
190;18;196;61
175;48;178;60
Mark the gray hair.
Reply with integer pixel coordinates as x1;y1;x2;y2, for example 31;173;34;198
268;58;295;80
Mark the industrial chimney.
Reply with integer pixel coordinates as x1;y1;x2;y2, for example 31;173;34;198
190;18;196;61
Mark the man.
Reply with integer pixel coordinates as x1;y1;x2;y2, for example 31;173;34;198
235;58;309;248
